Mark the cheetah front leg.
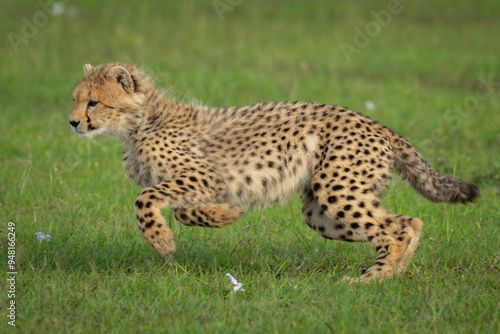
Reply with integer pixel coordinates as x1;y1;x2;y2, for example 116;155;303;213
173;203;243;228
134;172;219;258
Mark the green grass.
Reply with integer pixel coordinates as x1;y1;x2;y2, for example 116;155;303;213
1;0;499;333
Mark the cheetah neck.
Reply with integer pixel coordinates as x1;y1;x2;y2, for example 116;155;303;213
118;88;192;145
120;87;204;187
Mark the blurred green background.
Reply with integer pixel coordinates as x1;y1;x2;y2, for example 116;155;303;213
0;0;498;333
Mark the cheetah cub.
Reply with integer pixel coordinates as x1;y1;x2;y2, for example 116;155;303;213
70;63;479;283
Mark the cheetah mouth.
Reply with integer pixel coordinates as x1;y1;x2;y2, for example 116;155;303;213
71;125;92;138
71;124;105;138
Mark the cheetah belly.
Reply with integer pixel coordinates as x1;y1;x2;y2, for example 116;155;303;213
224;151;313;208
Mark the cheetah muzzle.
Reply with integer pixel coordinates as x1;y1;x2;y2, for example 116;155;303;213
69;63;480;284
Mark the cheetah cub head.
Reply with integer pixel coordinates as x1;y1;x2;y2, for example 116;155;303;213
70;63;149;139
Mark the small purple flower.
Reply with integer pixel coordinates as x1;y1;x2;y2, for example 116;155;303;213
35;232;53;242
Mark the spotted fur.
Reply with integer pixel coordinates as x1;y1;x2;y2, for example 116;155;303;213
70;63;479;283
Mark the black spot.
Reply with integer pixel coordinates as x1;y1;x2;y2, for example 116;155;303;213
365;222;374;229
347;195;355;200
332;185;344;191
337;211;345;218
351;223;360;229
145;220;155;229
145;202;152;208
339;235;352;242
180;213;188;220
189;176;197;182
135;200;144;209
344;205;352;211
353;212;362;218
377;253;388;260
327;196;337;203
313;183;321;191
176;180;184;186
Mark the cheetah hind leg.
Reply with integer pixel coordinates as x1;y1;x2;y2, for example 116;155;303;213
342;215;423;284
173;203;243;228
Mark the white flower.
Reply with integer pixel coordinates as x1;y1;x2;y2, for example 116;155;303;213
35;232;53;242
364;100;376;112
226;273;245;293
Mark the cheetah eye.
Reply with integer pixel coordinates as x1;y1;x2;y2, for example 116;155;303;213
88;100;99;107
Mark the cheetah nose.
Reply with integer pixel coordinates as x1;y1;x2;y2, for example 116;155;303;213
69;120;80;128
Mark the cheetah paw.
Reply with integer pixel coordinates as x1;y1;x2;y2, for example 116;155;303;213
341;272;391;284
150;238;176;258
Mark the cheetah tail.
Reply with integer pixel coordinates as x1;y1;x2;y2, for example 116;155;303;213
389;131;480;204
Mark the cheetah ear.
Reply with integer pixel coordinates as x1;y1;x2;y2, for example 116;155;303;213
83;64;93;76
107;66;135;93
